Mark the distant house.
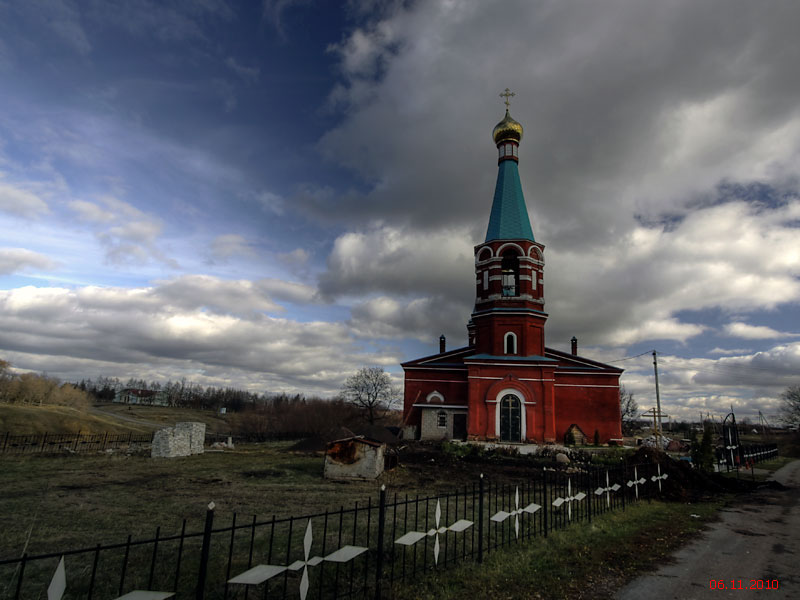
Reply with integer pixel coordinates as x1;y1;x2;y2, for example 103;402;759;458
114;388;169;407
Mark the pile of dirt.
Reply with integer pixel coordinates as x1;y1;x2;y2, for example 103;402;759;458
389;443;781;501
288;436;327;452
288;425;401;454
626;446;776;501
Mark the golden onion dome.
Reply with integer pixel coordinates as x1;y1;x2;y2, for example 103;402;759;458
492;110;523;145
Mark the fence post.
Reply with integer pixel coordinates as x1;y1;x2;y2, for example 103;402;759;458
40;432;47;453
374;484;387;600
88;544;101;600
542;472;548;538
196;502;216;600
14;554;27;600
586;470;592;523
477;474;484;563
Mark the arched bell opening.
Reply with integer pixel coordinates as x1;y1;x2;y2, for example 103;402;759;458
501;249;520;297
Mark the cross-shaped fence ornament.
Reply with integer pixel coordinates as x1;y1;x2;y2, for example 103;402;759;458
228;519;367;600
490;486;541;538
594;471;622;508
552;478;586;521
650;464;668;492
394;499;473;565
499;87;515;109
627;466;647;499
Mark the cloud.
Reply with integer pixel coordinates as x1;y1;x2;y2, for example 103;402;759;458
0;248;56;275
617;343;800;422
278;248;310;268
6;0;92;56
225;57;260;83
313;0;800;248
724;322;800;340
349;295;468;344
0;180;50;217
211;234;256;259
0;278;392;394
708;347;752;356
256;190;286;215
69;196;174;267
69;199;116;223
261;0;311;40
319;225;474;300
317;196;800;350
84;0;234;44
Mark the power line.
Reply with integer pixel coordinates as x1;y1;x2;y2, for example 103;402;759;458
606;350;652;364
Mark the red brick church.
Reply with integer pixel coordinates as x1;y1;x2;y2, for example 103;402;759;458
402;94;623;445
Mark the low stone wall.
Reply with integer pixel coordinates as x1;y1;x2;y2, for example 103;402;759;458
151;421;206;458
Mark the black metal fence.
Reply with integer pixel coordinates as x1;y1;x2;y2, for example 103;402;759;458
0;432;153;455
2;442;783;600
716;443;778;472
0;459;712;600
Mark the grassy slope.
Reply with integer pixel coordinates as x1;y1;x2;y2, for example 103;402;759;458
0;403;236;436
0;404;145;435
91;402;235;434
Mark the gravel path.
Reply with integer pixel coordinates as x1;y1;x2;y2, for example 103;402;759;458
616;459;800;600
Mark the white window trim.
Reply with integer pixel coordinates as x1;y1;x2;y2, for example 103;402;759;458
494;388;527;440
426;390;445;403
504;331;517;355
437;410;447;428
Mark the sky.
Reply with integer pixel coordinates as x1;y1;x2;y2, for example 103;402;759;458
1;0;799;425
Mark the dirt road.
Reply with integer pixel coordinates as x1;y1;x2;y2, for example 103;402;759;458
616;460;800;600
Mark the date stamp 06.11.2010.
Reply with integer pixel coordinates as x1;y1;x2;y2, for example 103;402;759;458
709;580;779;591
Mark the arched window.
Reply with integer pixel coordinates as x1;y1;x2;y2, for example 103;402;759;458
504;332;517;354
437;411;447;428
501;250;520;297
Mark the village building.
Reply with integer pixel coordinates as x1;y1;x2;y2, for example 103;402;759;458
114;387;169;407
402;94;623;445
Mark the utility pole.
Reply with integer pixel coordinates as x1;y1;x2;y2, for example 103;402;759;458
642;407;670;450
653;350;663;437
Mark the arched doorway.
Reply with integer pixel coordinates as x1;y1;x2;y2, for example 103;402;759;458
499;394;521;442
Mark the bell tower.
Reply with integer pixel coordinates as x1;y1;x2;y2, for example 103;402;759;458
471;90;547;357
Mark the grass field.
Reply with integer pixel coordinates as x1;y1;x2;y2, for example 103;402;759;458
0;402;240;437
0;404;146;435
2;435;795;599
0;442;371;557
388;497;726;599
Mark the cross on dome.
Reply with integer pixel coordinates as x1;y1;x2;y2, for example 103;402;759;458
499;87;515;109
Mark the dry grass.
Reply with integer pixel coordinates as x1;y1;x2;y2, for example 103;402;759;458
0;443;388;559
0;404;143;435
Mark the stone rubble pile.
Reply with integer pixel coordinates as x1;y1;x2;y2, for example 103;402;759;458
151;421;206;458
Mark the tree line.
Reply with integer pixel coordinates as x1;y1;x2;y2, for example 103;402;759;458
1;358;400;438
0;359;91;408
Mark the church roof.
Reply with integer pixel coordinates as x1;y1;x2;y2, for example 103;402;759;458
402;345;623;373
485;157;535;242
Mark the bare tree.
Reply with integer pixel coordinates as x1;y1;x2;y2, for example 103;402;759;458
779;385;800;428
0;358;11;402
619;385;639;435
341;367;397;424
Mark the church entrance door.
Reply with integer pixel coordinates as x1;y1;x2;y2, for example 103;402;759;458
499;394;521;442
452;413;467;441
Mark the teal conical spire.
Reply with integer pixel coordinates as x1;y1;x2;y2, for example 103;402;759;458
485;101;534;242
485;159;534;242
